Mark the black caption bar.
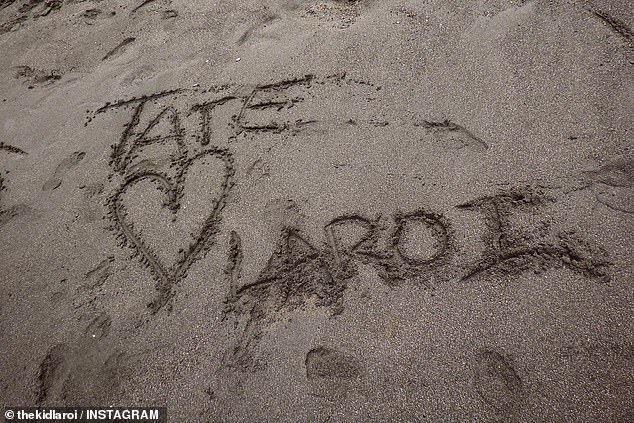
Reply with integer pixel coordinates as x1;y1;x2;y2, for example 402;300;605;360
3;408;166;423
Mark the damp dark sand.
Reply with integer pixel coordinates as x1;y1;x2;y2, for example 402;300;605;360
0;0;633;421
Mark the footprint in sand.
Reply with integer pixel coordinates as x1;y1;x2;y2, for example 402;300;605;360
82;256;114;290
36;343;71;405
305;346;362;400
0;144;31;225
474;350;525;416
300;0;367;29
84;312;112;340
42;151;85;191
36;323;122;405
584;157;634;214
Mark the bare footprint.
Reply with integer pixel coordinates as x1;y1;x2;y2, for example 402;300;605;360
474;350;525;417
0;156;32;226
584;157;634;214
305;346;362;400
584;157;634;188
36;343;71;405
42;151;85;191
36;339;124;405
82;256;114;290
14;65;62;87
84;312;112;340
0;203;32;227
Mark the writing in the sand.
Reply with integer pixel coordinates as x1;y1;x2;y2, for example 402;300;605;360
91;78;611;315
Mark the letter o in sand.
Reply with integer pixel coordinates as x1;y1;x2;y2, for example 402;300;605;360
393;211;450;266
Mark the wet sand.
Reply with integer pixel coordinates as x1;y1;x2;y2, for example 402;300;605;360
0;0;633;421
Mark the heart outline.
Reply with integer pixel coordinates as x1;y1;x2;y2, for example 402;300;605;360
110;148;235;313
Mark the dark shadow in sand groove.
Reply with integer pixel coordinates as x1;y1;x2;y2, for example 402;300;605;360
102;37;136;61
591;9;634;43
131;0;155;14
416;119;488;150
0;142;27;155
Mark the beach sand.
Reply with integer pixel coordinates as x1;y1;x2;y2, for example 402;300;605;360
0;0;633;421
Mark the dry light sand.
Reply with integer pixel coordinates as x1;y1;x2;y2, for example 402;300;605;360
0;0;633;421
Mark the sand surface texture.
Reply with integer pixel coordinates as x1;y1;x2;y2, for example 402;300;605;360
1;0;633;421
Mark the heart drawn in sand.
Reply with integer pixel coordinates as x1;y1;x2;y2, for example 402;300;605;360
110;148;235;313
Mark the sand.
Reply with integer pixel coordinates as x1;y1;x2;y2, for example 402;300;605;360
0;0;633;421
